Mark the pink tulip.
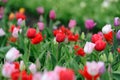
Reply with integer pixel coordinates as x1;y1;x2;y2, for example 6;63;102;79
12;27;21;38
2;62;16;78
37;7;44;15
49;10;56;20
37;22;44;31
54;66;66;73
41;71;59;80
17;18;23;26
0;7;4;19
33;72;42;80
0;28;5;36
85;19;96;30
68;20;76;28
29;63;37;74
84;42;95;54
5;47;21;62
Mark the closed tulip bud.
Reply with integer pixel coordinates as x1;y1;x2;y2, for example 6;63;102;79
100;54;107;62
35;59;41;70
0;28;5;36
19;8;25;14
95;40;106;51
5;47;21;62
27;28;36;39
29;63;37;74
102;24;112;34
36;7;44;15
9;13;15;20
108;52;113;63
116;30;120;40
37;22;44;31
85;19;96;30
49;10;56;20
68;20;76;28
56;32;66;43
20;61;26;71
114;17;120;27
84;42;95;54
91;34;103;43
81;32;85;40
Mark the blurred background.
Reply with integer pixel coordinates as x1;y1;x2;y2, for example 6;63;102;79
0;0;120;31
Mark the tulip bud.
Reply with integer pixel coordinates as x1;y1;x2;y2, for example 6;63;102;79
81;32;85;40
116;30;120;40
85;19;96;30
68;19;76;28
37;22;44;31
35;59;41;70
9;13;15;20
114;17;120;27
20;61;26;71
100;54;107;62
49;10;56;20
5;47;21;62
36;7;44;15
29;63;37;74
19;8;25;14
108;52;113;63
26;28;36;39
0;28;5;36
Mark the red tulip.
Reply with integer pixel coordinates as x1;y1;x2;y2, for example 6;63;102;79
103;31;113;44
16;12;26;20
68;34;79;42
95;40;106;51
27;28;36;39
31;33;43;44
91;34;103;43
76;48;85;56
59;69;75;80
56;32;66;43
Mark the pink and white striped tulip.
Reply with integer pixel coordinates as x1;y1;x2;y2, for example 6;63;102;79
29;63;37;74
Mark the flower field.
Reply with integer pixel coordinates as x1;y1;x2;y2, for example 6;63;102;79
0;0;120;80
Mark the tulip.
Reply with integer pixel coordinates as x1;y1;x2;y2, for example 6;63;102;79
41;71;59;80
0;28;5;36
68;20;76;28
68;34;79;42
16;12;26;20
17;18;23;26
54;66;66;73
108;52;113;63
56;32;66;43
31;33;43;44
37;22;44;31
9;13;15;20
5;47;21;62
2;62;16;78
95;40;106;51
49;10;56;20
27;28;36;39
86;61;99;76
91;34;103;43
36;7;44;15
19;8;25;14
98;62;105;74
12;27;21;38
84;42;96;54
85;19;96;30
33;72;42;80
76;48;85;56
59;69;75;80
29;63;37;74
116;30;120;40
114;17;120;27
102;24;112;34
20;61;25;71
0;7;4;19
